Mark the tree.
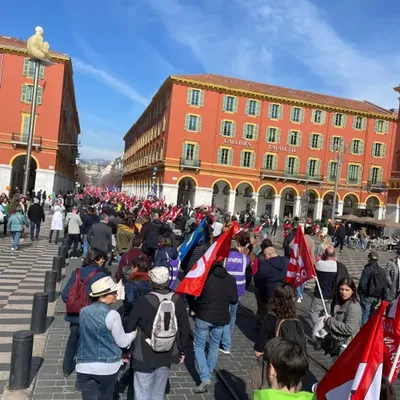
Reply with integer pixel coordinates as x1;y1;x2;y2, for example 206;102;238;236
75;165;89;186
100;170;122;189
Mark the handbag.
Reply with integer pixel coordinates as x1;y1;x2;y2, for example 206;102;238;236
15;214;28;234
321;332;346;357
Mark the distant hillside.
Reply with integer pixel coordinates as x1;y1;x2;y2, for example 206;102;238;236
80;158;110;165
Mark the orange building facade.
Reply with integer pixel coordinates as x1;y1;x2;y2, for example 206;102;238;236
123;74;397;220
0;36;80;195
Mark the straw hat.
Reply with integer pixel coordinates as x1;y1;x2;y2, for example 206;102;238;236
89;277;119;298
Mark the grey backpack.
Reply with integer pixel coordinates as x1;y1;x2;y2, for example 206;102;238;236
145;292;178;352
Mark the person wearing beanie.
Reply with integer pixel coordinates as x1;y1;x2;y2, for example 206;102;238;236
125;266;189;400
27;197;45;241
358;251;386;324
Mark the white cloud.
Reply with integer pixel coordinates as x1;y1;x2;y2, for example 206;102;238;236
73;58;149;106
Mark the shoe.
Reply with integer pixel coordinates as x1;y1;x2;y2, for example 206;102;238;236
11;248;14;251
190;311;196;317
194;380;211;394
49;240;52;243
296;297;302;303
218;348;231;355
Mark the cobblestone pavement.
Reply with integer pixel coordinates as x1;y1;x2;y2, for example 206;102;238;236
0;216;59;393
32;230;399;399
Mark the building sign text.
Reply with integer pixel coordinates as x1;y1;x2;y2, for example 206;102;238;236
223;138;252;147
268;144;297;153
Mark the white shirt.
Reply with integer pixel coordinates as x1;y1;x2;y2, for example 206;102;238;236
212;221;223;236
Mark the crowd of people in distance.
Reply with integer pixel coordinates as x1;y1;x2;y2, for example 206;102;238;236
0;187;398;399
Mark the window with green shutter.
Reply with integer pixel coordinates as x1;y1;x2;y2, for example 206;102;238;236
187;88;202;106
23;59;45;79
21;115;30;142
290;107;304;123
370;167;383;184
353;116;366;130
266;127;280;143
372;142;385;157
286;156;297;175
347;164;361;184
288;130;301;146
327;161;338;181
219;148;232;165
351;139;363;155
311;109;326;124
330;136;342;152
375;119;389;134
307;159;320;178
264;154;277;170
309;133;322;149
333;113;346;127
221;120;234;137
243;124;258;140
246;99;260;116
269;104;282;119
185;114;200;132
223;95;237;113
241;151;254;168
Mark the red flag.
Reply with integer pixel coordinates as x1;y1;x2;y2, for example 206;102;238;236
383;297;400;382
171;207;183;222
176;227;233;297
237;221;252;234
253;222;266;234
316;301;386;399
138;200;151;217
285;228;315;288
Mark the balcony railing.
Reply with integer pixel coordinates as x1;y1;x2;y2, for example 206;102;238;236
180;158;201;172
260;168;323;183
366;180;388;192
12;133;42;150
347;177;359;185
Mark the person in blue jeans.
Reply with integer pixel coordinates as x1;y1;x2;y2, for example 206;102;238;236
193;261;238;393
80;207;99;258
219;240;251;354
7;206;29;251
61;249;107;377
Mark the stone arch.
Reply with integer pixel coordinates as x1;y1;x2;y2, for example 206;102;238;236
343;193;360;215
257;184;276;217
211;178;232;190
177;176;196;206
234;181;255;192
234;182;255;213
322;191;340;219
280;186;298;219
10;154;38;195
279;185;299;197
212;180;232;212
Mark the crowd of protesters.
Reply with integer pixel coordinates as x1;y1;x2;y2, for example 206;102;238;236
0;187;398;399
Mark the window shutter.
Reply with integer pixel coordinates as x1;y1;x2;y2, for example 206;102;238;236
228;149;233;165
311;110;316;123
232;122;236;137
220;120;225;136
217;147;222;164
276;128;281;143
357;165;362;185
278;105;283;120
372;143;376;157
284;156;289;172
273;155;278;170
320;111;326;124
327;161;332;179
186;88;192;105
36;87;43;105
245;100;250;115
332;113;336;126
197;116;202;132
382;144;387;158
352;117;357;129
233;98;238;113
329;137;334;152
290;107;295;122
199;90;204;106
184;115;190;130
369;166;374;181
39;65;45;79
222;95;227;111
316;159;321;176
294;158;300;173
194;144;199;160
306;159;311;175
242;124;246;139
342;115;347;128
251;152;255;168
346;165;351;184
298;132;302;146
319;135;324;149
309;134;313;148
266;127;270;142
359;140;364;155
254;125;259;140
268;104;272;118
350;139;355;154
255;101;261;116
378;167;383;183
240;151;244;167
374;120;379;132
21;85;28;102
384;121;389;134
299;108;304;123
263;153;267;169
182;142;187;158
23;59;29;76
362;118;367;130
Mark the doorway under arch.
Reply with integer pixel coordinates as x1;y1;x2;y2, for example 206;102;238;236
177;177;196;207
366;196;380;218
322;191;339;219
10;155;37;195
257;185;275;217
343;194;359;215
235;182;254;213
212;180;231;212
280;187;297;219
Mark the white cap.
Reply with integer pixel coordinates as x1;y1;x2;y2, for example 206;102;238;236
149;267;170;285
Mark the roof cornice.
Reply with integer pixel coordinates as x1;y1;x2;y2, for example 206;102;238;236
0;44;69;62
170;76;397;121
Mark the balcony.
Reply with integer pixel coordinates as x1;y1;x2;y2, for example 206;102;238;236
347;177;359;185
180;158;201;172
366;180;388;193
260;169;323;184
12;133;42;151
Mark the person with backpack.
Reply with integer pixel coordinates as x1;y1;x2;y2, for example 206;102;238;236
80;206;99;258
75;276;136;399
254;283;306;358
61;249;107;377
125;266;189;400
358;251;386;324
154;233;180;290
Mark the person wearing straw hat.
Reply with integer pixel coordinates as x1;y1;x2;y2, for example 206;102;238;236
75;276;136;399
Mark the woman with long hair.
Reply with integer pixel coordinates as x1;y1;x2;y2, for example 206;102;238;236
254;283;306;358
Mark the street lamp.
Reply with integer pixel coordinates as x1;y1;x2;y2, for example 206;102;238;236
22;26;51;196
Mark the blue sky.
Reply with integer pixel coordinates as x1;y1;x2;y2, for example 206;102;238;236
2;0;400;160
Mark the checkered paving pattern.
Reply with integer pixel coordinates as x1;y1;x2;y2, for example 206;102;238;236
0;216;60;393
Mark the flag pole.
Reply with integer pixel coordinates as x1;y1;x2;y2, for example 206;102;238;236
388;344;400;382
313;274;329;317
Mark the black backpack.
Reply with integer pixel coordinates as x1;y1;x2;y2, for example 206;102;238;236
275;318;306;350
368;265;387;298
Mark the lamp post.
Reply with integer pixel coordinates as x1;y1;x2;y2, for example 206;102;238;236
22;27;50;195
331;137;345;221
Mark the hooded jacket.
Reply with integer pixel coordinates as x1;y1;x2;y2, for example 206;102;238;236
193;264;238;326
116;223;134;254
81;214;99;235
358;261;380;297
253;389;313;400
254;256;288;301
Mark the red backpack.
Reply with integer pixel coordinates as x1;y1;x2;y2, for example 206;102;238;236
66;269;98;315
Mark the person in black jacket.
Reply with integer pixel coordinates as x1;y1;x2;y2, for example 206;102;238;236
27;197;45;241
345;223;355;246
142;213;165;262
125;266;189;400
193;262;238;394
358;251;383;325
87;213;112;257
334;222;346;252
80;207;99;257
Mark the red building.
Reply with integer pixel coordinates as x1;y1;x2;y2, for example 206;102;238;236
0;35;80;195
122;74;397;220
